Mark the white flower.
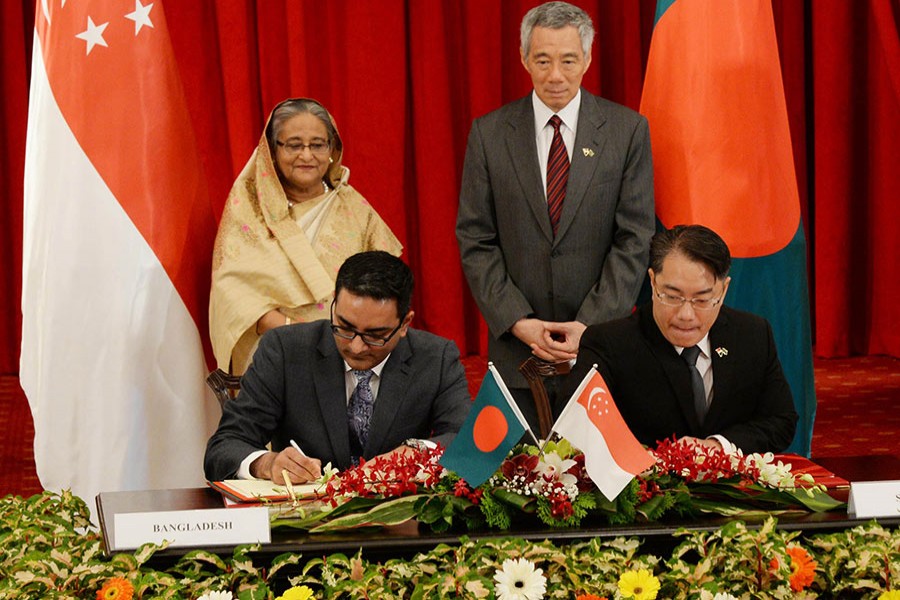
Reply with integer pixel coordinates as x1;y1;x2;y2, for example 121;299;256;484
197;591;234;600
322;461;338;478
712;593;740;600
535;451;577;488
493;557;546;600
746;453;796;490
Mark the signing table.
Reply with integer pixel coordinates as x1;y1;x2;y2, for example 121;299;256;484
96;454;900;562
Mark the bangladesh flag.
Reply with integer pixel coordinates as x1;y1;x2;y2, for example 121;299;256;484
440;365;530;487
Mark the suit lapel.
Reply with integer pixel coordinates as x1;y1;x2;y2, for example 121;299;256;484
639;306;704;431
364;335;413;454
313;329;352;465
555;90;608;243
505;96;554;243
706;309;733;427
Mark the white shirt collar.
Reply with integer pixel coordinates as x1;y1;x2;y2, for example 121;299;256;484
343;354;390;377
676;333;711;359
531;89;581;133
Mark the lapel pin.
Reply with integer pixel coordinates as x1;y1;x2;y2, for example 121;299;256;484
715;347;728;357
582;147;595;157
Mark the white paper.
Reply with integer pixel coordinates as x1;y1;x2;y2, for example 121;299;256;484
847;480;900;519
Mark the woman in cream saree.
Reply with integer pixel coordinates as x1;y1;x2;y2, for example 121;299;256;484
210;98;401;374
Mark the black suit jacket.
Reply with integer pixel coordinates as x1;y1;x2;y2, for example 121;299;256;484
204;321;472;480
456;89;655;389
560;305;797;454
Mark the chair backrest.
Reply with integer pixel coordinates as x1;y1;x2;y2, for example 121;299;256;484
518;356;571;440
206;368;242;408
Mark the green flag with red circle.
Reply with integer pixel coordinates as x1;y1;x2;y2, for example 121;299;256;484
439;365;530;488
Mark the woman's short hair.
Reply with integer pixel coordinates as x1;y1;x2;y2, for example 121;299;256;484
650;225;732;281
520;1;594;58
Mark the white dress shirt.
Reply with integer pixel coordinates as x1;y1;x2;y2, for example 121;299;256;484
532;90;581;197
676;334;734;453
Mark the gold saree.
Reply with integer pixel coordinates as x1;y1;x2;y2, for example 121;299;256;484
210;100;402;374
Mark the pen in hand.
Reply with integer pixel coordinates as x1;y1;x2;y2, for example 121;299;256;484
288;439;317;481
289;439;307;457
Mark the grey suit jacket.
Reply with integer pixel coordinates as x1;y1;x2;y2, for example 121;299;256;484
456;90;655;387
561;305;798;454
204;321;472;480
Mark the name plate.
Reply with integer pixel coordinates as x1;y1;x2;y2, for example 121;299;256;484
848;480;900;519
113;507;271;551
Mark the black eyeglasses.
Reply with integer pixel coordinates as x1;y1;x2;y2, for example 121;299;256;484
329;300;403;347
652;284;724;311
276;140;331;157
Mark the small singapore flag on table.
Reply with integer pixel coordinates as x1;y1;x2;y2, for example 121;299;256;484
551;367;655;501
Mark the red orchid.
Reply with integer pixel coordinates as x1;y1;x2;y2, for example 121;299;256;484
500;453;540;483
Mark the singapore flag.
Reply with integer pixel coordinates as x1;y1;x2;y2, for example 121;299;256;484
22;0;220;511
552;367;655;501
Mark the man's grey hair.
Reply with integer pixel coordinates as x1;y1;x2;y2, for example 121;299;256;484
520;1;595;59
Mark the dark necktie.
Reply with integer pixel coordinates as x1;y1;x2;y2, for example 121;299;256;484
546;115;569;236
681;345;708;425
348;369;375;452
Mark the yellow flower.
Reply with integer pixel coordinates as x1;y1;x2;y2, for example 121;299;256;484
617;569;660;600
878;592;900;600
96;577;134;600
276;585;314;600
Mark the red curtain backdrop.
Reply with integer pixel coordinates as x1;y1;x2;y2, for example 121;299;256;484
1;0;898;374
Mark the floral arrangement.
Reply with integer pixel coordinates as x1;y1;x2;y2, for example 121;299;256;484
269;437;843;533
1;490;897;599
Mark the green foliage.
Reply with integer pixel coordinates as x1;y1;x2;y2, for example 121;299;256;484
806;521;900;597
665;518;798;599
1;491;897;598
478;489;513;530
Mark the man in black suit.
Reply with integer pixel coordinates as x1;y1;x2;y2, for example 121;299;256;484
204;251;471;484
456;1;654;430
562;225;797;454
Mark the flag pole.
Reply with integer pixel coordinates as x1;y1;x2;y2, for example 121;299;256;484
540;365;598;453
488;363;541;446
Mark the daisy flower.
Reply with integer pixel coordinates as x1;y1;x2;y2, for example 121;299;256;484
96;577;134;600
276;586;315;600
712;594;740;600
493;557;547;600
786;545;817;591
197;592;234;600
617;569;660;600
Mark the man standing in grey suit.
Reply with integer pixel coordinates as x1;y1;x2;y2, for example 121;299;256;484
204;251;471;484
456;1;655;430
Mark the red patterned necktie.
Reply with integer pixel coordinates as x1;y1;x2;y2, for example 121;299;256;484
546;115;569;236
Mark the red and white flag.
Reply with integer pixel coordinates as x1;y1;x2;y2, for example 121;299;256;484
21;0;219;510
552;368;655;501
